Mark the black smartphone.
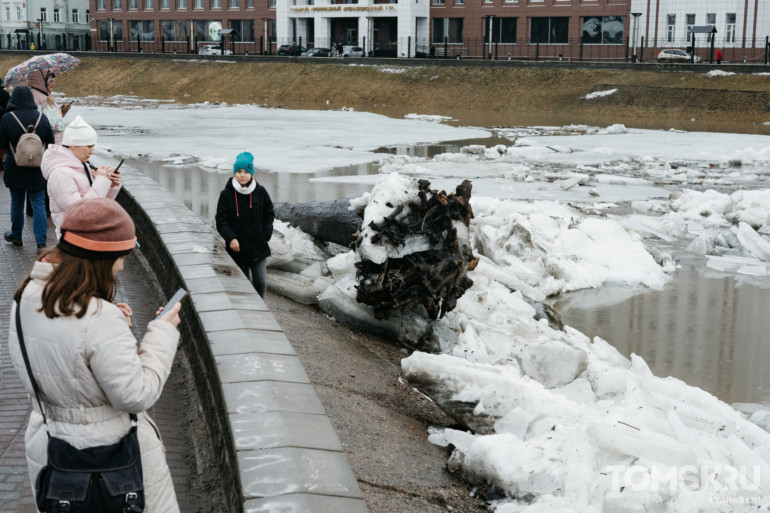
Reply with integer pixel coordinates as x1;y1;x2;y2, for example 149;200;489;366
109;159;124;177
156;288;188;320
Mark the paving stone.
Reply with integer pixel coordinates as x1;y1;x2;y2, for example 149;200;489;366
222;382;326;415
199;309;282;332
244;494;369;513
237;448;363;500
189;291;268;313
230;411;343;452
216;353;310;384
208;329;295;357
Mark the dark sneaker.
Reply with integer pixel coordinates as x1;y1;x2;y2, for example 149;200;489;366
37;243;46;250
4;231;22;246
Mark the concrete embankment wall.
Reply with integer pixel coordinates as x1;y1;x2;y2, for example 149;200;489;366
116;165;368;512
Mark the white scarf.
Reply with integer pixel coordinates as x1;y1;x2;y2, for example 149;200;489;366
232;176;257;195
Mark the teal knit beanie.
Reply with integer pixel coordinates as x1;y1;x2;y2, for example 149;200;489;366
233;152;254;175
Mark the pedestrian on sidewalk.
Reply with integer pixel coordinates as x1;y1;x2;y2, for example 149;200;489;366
9;198;182;513
216;151;275;297
0;86;54;250
41;115;121;240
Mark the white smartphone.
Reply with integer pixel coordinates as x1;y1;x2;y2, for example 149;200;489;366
156;288;188;320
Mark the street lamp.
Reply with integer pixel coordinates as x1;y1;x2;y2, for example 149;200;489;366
262;18;270;55
37;18;44;50
486;15;495;60
631;12;642;62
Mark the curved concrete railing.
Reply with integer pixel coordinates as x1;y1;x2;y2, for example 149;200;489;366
116;166;368;513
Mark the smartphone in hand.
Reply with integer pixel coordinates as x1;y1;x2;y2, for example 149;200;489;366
109;159;125;177
156;288;188;320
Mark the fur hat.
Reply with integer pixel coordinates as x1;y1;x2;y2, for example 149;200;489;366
62;115;97;147
58;198;136;260
233;151;254;175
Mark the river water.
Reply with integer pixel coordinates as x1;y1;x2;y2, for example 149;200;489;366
124;105;770;411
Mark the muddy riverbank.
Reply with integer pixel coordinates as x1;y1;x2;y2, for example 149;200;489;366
2;53;769;133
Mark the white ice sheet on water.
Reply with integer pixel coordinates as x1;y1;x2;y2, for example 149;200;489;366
75;103;488;174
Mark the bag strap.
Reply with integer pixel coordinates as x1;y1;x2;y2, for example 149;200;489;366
14;301;137;432
14;301;50;431
82;162;93;186
9;111;26;132
31;111;42;133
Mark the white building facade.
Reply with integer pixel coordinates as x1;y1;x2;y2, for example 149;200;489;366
630;0;770;52
0;0;90;50
278;0;430;57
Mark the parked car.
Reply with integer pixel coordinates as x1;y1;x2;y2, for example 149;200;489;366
198;44;232;55
657;49;702;63
302;47;331;57
342;45;364;57
277;44;307;56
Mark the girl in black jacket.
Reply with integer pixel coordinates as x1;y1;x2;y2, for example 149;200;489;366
1;86;54;249
215;151;275;297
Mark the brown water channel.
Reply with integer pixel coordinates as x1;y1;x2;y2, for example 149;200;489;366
124;106;770;411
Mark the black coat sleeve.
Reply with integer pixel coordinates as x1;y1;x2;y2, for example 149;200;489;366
262;189;275;242
215;190;238;243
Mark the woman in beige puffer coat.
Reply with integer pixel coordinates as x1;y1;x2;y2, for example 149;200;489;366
8;198;182;512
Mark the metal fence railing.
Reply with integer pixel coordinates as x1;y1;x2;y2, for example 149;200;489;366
85;33;770;63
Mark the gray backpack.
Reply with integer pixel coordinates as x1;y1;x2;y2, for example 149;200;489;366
9;111;45;168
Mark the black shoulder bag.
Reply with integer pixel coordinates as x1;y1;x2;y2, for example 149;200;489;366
14;302;145;513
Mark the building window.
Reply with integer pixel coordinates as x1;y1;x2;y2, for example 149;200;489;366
248;0;253;7
178;0;186;8
530;17;568;44
726;13;736;43
685;14;694;36
706;13;715;26
230;20;253;41
194;0;203;7
72;8;79;22
130;0;138;8
161;0;169;8
130;20;155;40
114;0;122;9
98;19;123;40
432;0;445;5
15;6;21;20
229;0;237;7
456;0;463;5
432;18;462;43
86;9;90;21
486;17;516;43
162;19;187;40
212;0;221;8
40;8;47;21
196;19;223;41
269;0;275;7
53;8;60;22
5;6;9;21
582;15;623;44
666;14;675;43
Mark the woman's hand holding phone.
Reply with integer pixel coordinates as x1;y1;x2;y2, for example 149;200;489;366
157;302;182;327
94;165;112;178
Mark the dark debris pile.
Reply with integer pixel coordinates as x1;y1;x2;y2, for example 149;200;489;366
353;179;478;320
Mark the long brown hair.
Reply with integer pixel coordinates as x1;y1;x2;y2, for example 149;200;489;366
13;251;119;319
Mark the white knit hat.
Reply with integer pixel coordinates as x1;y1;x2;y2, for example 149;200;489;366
62;115;97;146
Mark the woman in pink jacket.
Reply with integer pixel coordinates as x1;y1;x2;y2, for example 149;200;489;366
40;115;121;239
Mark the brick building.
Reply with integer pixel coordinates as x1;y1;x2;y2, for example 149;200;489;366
86;0;770;59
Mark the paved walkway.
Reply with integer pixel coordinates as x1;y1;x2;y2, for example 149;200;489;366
0;183;213;512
